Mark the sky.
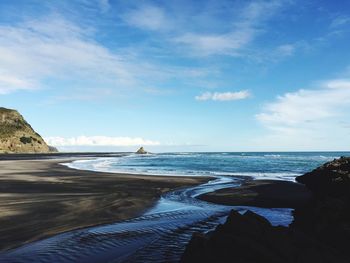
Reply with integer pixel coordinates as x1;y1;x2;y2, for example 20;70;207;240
0;0;350;152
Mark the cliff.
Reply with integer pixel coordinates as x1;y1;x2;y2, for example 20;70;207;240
0;107;57;153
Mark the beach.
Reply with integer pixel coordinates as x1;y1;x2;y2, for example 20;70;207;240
0;156;209;251
199;179;312;208
0;152;343;262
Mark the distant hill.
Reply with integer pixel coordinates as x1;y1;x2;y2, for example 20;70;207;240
0;107;57;153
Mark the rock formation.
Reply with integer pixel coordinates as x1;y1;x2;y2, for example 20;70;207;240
181;210;345;263
292;156;350;259
0;107;57;153
136;147;147;154
181;157;350;263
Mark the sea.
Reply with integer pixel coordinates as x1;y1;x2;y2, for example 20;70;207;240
66;151;349;182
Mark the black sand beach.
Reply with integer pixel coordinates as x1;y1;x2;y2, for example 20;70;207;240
199;179;312;208
0;155;209;251
0;154;317;255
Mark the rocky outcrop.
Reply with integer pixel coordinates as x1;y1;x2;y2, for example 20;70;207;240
292;157;350;259
295;156;350;197
0;107;57;153
181;210;345;263
136;147;147;154
181;157;350;263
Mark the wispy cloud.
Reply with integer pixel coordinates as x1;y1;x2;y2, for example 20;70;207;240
254;78;350;150
173;0;287;56
0;14;212;98
98;0;110;13
0;74;37;94
276;44;295;57
121;5;169;31
0;15;134;94
119;0;290;57
330;15;350;28
256;79;350;127
173;31;254;56
195;90;250;101
75;0;111;13
45;136;160;147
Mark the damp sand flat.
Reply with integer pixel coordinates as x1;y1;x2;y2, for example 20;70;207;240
0;157;209;251
199;179;312;208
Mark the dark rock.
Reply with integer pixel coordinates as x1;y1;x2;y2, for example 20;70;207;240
181;157;350;263
136;147;147;154
296;157;350;198
292;157;350;258
181;210;345;263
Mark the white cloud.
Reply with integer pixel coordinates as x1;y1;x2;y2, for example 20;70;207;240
121;5;168;31
0;15;211;97
0;15;137;94
119;1;288;57
195;90;250;101
256;79;350;127
0;74;37;94
45;136;160;147
174;30;254;56
254;78;350;150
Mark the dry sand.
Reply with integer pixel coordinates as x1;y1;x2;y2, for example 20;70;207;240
199;179;312;208
0;157;209;251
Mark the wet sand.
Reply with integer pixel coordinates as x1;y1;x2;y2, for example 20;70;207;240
0;157;209;251
199;179;312;208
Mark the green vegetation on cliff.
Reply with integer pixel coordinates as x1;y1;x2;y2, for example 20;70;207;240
0;107;57;153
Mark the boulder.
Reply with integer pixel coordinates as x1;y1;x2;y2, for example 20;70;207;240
296;156;350;198
181;210;344;263
292;157;350;257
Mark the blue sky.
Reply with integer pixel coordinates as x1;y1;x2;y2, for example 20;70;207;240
0;0;350;152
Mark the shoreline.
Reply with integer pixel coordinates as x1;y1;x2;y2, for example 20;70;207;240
0;153;316;254
0;156;210;252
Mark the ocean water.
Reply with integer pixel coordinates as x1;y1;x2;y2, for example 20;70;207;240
66;151;348;181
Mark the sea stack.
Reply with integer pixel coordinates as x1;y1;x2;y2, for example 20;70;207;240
136;147;147;154
0;107;57;153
